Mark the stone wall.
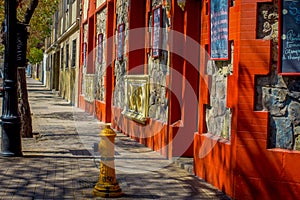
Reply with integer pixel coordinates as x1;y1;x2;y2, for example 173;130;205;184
113;0;129;108
205;43;233;140
95;8;107;101
255;2;300;150
83;0;88;21
81;23;88;96
113;0;170;122
147;0;170;123
84;74;95;103
96;0;106;8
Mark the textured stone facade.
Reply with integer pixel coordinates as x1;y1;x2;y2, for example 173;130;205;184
113;0;169;123
113;0;129;108
96;0;106;8
84;74;95;103
83;0;88;21
81;24;88;96
147;0;169;122
95;8;107;101
256;2;300;150
205;55;232;140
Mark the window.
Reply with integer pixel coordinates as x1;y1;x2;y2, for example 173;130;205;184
66;44;69;68
72;39;76;67
46;56;49;71
61;47;64;69
83;43;87;66
64;0;70;13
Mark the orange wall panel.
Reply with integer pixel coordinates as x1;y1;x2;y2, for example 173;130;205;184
194;133;234;196
195;0;300;199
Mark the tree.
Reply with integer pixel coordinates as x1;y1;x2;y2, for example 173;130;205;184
16;0;39;138
0;0;59;137
28;47;43;63
0;0;59;62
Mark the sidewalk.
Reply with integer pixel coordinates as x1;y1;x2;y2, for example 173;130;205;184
0;78;231;199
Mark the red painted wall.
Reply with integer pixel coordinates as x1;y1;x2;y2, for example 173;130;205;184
109;0;201;158
110;0;170;157
100;0;200;159
78;1;113;123
111;107;169;157
194;1;238;196
194;1;300;199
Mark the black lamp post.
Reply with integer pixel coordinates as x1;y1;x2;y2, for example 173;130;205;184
1;0;22;156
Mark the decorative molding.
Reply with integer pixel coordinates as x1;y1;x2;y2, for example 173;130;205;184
56;19;80;44
122;75;150;124
84;74;95;103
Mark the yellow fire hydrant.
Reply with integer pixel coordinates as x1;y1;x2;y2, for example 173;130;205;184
92;124;122;197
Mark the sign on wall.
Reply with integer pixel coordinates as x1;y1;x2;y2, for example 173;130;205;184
83;42;87;66
152;6;162;58
279;0;300;74
122;75;150;124
117;23;125;61
209;0;229;60
97;33;103;64
84;74;95;103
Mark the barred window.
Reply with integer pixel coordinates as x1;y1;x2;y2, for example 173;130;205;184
72;39;76;67
61;47;64;69
66;44;69;68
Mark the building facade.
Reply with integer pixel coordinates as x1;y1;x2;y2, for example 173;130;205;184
44;0;81;106
78;0;114;121
194;0;300;199
78;0;200;158
45;0;300;199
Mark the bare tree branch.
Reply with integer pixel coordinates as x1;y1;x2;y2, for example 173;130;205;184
24;0;38;24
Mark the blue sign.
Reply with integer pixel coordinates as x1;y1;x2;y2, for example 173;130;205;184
152;6;162;58
118;24;125;61
97;33;103;64
210;0;229;60
279;0;300;74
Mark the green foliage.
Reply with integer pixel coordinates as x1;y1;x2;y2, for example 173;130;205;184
0;0;60;61
28;47;43;64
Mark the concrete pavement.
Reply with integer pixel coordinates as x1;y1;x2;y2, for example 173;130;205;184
0;78;231;199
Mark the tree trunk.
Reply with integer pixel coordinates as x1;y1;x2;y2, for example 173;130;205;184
17;67;32;138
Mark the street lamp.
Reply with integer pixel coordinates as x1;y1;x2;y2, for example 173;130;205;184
1;0;22;156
